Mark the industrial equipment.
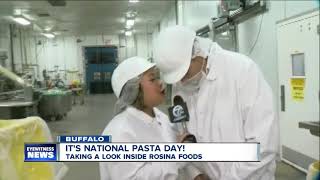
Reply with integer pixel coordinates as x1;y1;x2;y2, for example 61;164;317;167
0;65;36;119
214;0;267;51
196;0;267;52
38;88;72;121
37;66;74;120
0;65;73;120
45;65;67;89
67;70;85;105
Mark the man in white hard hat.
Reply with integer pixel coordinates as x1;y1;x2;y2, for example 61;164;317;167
154;25;280;180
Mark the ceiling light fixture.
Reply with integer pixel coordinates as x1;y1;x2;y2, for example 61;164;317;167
126;19;135;27
221;31;228;36
13;16;31;26
125;24;132;29
129;0;139;3
126;11;137;18
53;31;61;35
125;31;132;36
44;27;52;31
42;33;55;39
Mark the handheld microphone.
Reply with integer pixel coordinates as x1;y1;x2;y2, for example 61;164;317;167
168;95;197;143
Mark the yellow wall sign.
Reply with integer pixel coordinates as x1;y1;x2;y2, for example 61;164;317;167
290;78;305;101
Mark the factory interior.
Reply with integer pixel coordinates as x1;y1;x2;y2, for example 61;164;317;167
0;0;319;180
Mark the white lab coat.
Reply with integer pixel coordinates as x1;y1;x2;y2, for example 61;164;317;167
173;43;280;180
99;106;201;180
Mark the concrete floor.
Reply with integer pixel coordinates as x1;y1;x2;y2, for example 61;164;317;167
46;94;306;180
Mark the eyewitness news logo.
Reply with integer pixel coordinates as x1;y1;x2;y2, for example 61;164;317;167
24;143;58;162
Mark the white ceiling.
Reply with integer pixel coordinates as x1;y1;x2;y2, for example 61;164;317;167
0;0;174;36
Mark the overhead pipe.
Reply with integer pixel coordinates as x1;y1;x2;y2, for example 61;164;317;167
0;65;26;87
9;24;15;72
23;28;28;65
19;28;25;68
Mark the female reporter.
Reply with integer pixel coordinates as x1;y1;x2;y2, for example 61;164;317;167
99;57;207;180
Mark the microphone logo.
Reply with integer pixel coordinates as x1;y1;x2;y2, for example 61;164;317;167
173;105;184;118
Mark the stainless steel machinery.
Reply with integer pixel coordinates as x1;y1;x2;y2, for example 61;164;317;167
0;65;36;119
38;89;72;121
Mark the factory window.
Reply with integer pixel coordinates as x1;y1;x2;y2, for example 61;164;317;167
291;53;305;76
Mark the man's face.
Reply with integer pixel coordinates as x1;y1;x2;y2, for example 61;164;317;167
180;56;204;83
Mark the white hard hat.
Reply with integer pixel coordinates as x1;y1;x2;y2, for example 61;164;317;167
111;56;155;98
154;25;196;84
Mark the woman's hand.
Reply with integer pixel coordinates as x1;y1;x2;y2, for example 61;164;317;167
194;174;211;180
177;133;190;143
177;133;197;143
